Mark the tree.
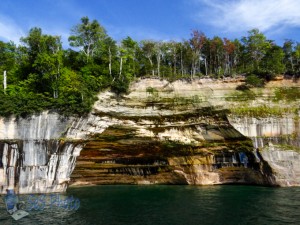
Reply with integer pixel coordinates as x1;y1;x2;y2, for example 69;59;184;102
141;40;156;76
223;38;235;75
19;27;43;78
68;16;107;63
178;42;185;77
20;27;63;97
120;36;138;78
232;39;243;74
154;41;163;77
283;40;295;74
0;41;17;90
189;30;206;78
102;37;117;78
293;43;300;76
181;40;193;77
168;41;180;78
33;35;63;98
0;41;16;71
261;44;285;79
210;36;224;77
242;29;271;71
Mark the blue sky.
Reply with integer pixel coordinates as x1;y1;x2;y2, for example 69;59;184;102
1;0;300;47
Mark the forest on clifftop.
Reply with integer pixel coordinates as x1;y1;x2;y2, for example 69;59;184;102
0;17;300;117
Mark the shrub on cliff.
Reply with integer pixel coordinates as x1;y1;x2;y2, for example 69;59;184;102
245;74;265;87
110;77;130;95
274;87;300;102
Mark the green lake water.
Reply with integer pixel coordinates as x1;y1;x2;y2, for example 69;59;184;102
1;185;300;225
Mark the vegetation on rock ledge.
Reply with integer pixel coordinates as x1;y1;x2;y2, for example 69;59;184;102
230;105;298;117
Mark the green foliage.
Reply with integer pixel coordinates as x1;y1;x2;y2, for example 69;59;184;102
68;16;107;63
230;105;297;117
172;95;203;106
0;67;98;117
146;86;159;102
161;140;195;156
146;86;158;95
0;85;52;117
245;74;265;87
241;29;271;70
0;41;17;72
226;89;257;102
110;77;130;95
0;22;299;118
274;87;300;102
260;45;285;78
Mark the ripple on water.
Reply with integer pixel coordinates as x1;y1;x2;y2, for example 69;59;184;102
1;185;300;225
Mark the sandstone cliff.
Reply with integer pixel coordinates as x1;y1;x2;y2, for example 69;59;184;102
0;78;299;193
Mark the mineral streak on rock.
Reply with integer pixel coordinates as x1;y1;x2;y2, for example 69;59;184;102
0;78;299;193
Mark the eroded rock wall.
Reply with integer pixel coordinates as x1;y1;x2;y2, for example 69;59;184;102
0;112;83;193
1;77;299;192
227;77;300;186
69;79;272;187
229;115;300;186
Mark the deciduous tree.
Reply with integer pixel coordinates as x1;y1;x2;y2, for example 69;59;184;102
68;17;107;63
189;30;206;78
242;29;271;70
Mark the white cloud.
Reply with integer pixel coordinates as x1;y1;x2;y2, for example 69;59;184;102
196;0;300;33
0;15;25;44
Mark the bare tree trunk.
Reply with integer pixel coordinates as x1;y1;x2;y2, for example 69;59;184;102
290;57;294;72
119;57;123;79
148;58;154;76
109;47;112;77
193;60;197;77
86;44;91;62
53;74;58;99
180;47;183;77
192;50;200;77
174;57;176;76
3;70;7;94
133;51;136;79
54;65;60;99
157;55;160;77
199;57;201;75
204;58;208;76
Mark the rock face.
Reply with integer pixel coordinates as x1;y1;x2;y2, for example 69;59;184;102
227;77;300;186
70;86;269;187
0;78;299;193
229;115;300;186
0;112;83;193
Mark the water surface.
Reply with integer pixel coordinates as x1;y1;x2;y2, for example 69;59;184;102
1;185;300;225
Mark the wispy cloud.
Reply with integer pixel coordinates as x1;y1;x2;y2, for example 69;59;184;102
195;0;300;33
0;0;87;46
0;15;25;44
